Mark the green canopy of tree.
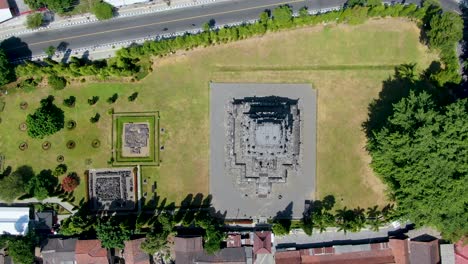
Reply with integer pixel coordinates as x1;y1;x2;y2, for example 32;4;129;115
96;218;131;249
427;12;463;50
44;46;56;57
26;96;64;139
141;231;169;254
48;75;67;90
59;211;93;236
24;0;73;13
92;1;114;20
367;91;468;241
0;48;14;86
0;166;34;202
7;236;35;264
28;169;57;200
272;5;293;27
346;0;382;7
25;13;43;29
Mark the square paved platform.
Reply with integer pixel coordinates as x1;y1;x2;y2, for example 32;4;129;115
210;83;317;219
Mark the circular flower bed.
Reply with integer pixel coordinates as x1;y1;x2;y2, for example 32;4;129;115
42;141;51;150
57;155;64;163
19;122;27;131
20;102;28;110
19;142;28;151
66;140;76;149
91;139;100;148
66;120;76;130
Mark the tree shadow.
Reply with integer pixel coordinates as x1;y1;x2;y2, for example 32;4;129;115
0;166;12;180
0;36;32;61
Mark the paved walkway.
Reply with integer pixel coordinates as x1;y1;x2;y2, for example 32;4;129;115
275;223;410;247
0;0;230;39
0;197;78;217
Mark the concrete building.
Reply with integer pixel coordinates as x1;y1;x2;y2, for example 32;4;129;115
0;0;12;23
0;207;30;235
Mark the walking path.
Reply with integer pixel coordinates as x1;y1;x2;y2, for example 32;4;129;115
275;222;411;247
0;0;231;39
0;197;78;218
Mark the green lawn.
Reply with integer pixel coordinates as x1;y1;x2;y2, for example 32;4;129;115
0;18;436;207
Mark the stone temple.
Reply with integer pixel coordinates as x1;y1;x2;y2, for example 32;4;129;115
210;83;317;219
88;168;136;211
226;96;301;198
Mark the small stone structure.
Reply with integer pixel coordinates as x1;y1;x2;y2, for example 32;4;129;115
122;122;150;157
88;168;136;211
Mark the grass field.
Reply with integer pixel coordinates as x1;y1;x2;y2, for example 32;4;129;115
0;19;436;208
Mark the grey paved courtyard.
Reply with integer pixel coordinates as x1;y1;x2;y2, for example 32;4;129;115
210;83;317;219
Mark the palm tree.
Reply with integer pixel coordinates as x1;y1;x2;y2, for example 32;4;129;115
395;63;418;82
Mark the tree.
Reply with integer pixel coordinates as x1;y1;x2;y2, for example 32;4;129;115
96;218;131;249
61;172;79;192
395;63;418;82
26;96;64;139
0;166;33;202
44;46;56;57
367;91;468;241
92;1;114;20
107;93;118;103
128;92;138;102
90;113;100;123
59;210;93;236
88;96;99;105
25;13;43;29
63;96;76;107
427;12;463;50
0;48;14;86
7;237;35;264
141;231;169;254
272;5;293;27
48;75;67;90
53;164;67;176
28;169;58;200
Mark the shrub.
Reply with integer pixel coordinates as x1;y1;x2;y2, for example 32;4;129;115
63;96;76;107
53;164;67;176
90;113;100;123
25;13;43;29
92;1;114;20
61;172;79;192
66;120;76;130
88;96;99;105
107;93;118;104
128;92;138;101
48;75;67;90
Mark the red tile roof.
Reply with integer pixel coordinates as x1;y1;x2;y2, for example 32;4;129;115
275;250;301;264
301;249;395;264
253;231;272;254
0;0;9;10
455;239;468;264
227;234;242;248
123;239;150;264
75;240;108;264
389;239;410;264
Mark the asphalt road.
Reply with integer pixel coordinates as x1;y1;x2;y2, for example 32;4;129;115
0;0;461;60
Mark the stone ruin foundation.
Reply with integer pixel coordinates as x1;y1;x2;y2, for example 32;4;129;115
88;168;136;211
122;122;150;157
226;96;302;198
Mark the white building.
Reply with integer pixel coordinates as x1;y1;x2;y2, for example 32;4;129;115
104;0;149;7
0;0;12;24
0;207;30;235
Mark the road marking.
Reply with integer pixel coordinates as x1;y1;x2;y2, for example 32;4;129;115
19;0;307;48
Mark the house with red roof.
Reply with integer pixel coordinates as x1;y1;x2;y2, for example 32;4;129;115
123;238;150;264
0;0;12;23
75;239;109;264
